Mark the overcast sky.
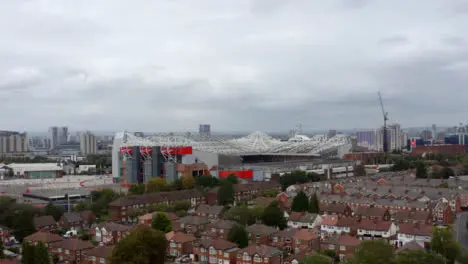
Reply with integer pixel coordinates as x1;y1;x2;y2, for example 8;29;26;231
1;0;468;133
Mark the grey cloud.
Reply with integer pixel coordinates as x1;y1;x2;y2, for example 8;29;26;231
0;0;467;132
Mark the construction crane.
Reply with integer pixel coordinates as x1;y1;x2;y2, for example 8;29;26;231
378;91;389;153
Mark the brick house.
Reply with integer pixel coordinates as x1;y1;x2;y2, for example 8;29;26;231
108;189;205;222
357;219;397;241
433;201;453;224
270;228;320;254
166;231;196;257
319;203;352;217
193;238;239;264
201;220;237;240
93;222;133;245
138;211;179;226
58;212;84;230
354;206;390;221
394;210;432;224
320;216;358;238
287;212;322;229
236;244;283;264
321;234;361;261
246;224;279;245
33;216;57;231
396;223;432;249
48;238;94;263
206;182;281;205
193;204;224;221
23;231;63;248
83;246;113;264
176;216;210;235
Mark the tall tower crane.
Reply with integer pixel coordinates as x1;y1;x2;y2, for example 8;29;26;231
378;92;389;153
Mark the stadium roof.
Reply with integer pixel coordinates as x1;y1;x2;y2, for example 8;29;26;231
117;131;351;155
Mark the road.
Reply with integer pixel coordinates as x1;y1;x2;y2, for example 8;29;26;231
455;213;468;250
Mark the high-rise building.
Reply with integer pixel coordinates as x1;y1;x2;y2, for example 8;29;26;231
58;127;68;145
49;126;58;149
328;129;337;138
199;124;211;137
376;123;402;151
80;131;97;155
0;131;28;154
421;130;432;141
356;130;376;149
432;124;437;139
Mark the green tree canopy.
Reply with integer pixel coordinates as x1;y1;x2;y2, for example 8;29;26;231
291;191;309;212
262;201;286;230
352;240;394;264
308;193;320;214
128;184;145;195
44;202;64;221
440;167;455;179
415;161;428;178
227;224;249;248
146;178;169;192
299;254;332;264
430;226;461;264
21;242;35;264
225;206;256;226
226;174;239;184
89;188;120;217
34;242;51;264
395;250;445;264
109;225;167;264
151;212;172;233
218;180;235;206
262;189;278;197
195;175;219;189
182;176;195;189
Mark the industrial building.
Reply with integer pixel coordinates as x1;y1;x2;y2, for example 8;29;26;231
111;131;355;185
3;163;64;179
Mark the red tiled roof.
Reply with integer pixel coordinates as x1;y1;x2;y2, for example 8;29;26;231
399;223;432;236
358;219;392;231
24;231;63;244
170;232;196;243
321;215;338;226
338;235;361;246
49;239;94;251
240;244;282;257
198;238;238;250
83;246;114;259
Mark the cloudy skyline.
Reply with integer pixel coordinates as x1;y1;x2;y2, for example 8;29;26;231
1;0;468;133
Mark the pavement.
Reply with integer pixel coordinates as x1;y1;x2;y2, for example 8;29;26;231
455;212;468;250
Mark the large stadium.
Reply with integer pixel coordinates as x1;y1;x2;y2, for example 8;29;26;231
112;131;355;184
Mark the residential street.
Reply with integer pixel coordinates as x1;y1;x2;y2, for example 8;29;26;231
455;213;468;250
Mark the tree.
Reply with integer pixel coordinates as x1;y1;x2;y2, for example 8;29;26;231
440;167;455;179
291;191;309;212
109;226;167;264
300;254;332;264
430;226;461;264
354;164;367;176
146;178;168;192
152;212;172;233
227;224;249;248
226;174;239;184
182;176;195;189
262;201;287;230
21;242;35;264
12;210;36;241
415;162;428;178
44;202;64;221
352;240;394;264
225;206;256;226
0;240;4;259
218;181;235;206
308;193;320;214
34;242;51;264
129;184;145;195
395;250;445;264
195;175;219;189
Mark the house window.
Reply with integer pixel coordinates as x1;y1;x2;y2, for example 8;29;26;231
224;253;229;258
100;258;106;264
329;245;335;250
253;256;262;262
209;257;217;263
340;246;346;251
264;257;269;262
65;249;69;255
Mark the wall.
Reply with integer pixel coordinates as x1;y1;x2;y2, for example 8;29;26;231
27;170;58;179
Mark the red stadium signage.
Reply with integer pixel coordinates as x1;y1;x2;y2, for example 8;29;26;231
119;147;133;155
219;170;253;179
140;146;153;155
161;146;193;155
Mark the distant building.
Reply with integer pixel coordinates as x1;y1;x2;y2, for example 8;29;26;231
199;124;211;137
356;130;376;149
421;130;432;141
49;127;58;149
376;123;402;152
58;127;68;145
49;126;68;149
80;131;97;155
328;129;337;138
134;132;144;137
0;131;28;154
